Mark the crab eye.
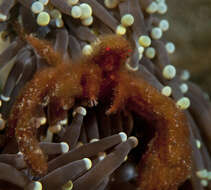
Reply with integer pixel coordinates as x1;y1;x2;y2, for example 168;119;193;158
105;47;110;51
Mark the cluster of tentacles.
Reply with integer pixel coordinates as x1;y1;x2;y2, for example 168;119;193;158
0;0;210;190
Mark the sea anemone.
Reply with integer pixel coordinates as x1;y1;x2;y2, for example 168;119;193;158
0;0;210;190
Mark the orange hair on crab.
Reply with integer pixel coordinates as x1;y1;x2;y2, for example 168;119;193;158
7;34;191;190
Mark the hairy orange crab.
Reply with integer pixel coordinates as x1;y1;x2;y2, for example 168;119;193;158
7;34;191;190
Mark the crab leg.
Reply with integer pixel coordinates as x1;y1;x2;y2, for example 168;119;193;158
107;71;192;190
7;61;101;175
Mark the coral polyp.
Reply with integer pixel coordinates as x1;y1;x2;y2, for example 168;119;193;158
6;34;191;189
0;0;210;190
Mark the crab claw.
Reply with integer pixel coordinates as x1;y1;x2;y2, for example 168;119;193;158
88;99;98;107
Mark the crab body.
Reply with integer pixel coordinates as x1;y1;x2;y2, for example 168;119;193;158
7;34;191;190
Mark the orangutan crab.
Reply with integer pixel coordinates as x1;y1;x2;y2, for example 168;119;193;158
7;34;191;190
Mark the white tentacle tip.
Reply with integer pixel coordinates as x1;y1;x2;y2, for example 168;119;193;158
116;24;126;35
161;86;172;97
90;138;99;143
128;136;139;148
26;181;42;190
196;140;201;149
39;117;47;125
196;169;208;179
62;180;73;190
119;132;127;142
73;106;87;117
83;158;92;170
176;97;190;110
125;61;139;72
0;13;7;21
146;2;158;14
60;142;69;153
162;65;176;79
1;94;10;102
180;83;188;94
201;179;208;187
98;152;106;161
33;181;42;190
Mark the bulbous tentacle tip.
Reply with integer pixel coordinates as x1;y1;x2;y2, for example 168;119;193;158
25;181;42;190
72;106;87;117
83;158;92;170
119;132;127;142
60;142;69;153
125;61;139;72
128;136;139;148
